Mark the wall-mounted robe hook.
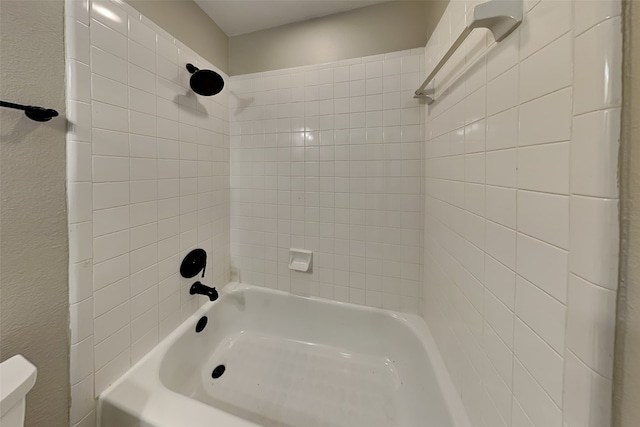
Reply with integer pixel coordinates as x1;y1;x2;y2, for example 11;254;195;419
0;100;59;122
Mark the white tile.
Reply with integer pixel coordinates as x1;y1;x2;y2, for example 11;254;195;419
131;285;158;319
70;375;94;424
574;17;622;114
129;64;156;94
563;351;613;427
129;87;157;116
68;182;92;223
94;324;130;370
485;221;516;270
68;60;91;103
68;142;92;182
519;33;572;103
92;128;129;157
517;191;569;249
571;109;620;199
486;107;518;151
90;19;127;60
129;40;156;74
518;88;572;147
91;1;128;35
70;335;93;385
483;322;513;386
128;16;156;51
93;182;129;210
513;319;563;406
512;397;535;427
94;277;130;318
93;156;129;182
66;0;90;25
517;142;569;194
132;327;159;364
483;356;512;426
484;255;515;310
94;301;130;343
512;360;562;427
566;274;616;378
486;149;517;188
516;233;568;303
68;101;92;142
69;221;93;263
485;186;516;229
574;0;621;36
132;306;158;342
515;276;565;354
484;289;514;349
569;196;619;290
92;73;128;108
70;260;93;305
518;0;572;60
130;244;158;273
66;19;90;64
130;111;157;137
92;101;129;132
94;348;130;396
93;205;129;237
70;297;93;345
93;229;129;263
487;66;518;116
90;46;127;84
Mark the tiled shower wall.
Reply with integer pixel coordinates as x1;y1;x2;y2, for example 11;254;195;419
229;49;425;313
65;0;230;425
422;1;620;427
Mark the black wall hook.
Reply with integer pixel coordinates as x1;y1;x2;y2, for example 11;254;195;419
0;100;59;122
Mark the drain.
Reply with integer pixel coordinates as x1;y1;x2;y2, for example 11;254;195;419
195;316;208;333
212;364;226;379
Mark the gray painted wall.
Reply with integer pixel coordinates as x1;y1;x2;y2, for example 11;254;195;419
229;1;449;75
125;0;229;74
614;2;640;425
0;1;70;426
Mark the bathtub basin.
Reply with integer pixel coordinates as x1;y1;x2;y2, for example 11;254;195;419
99;282;470;427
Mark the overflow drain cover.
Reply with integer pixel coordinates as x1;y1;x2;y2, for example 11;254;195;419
212;365;225;379
195;316;208;333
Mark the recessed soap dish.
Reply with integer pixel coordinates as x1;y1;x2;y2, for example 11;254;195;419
288;249;312;272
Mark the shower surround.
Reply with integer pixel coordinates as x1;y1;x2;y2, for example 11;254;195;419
65;0;230;425
422;1;621;427
229;49;426;313
63;0;623;426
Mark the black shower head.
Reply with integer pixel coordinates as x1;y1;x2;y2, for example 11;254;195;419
186;63;224;96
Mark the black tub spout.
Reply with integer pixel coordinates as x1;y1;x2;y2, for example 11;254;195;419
189;281;218;301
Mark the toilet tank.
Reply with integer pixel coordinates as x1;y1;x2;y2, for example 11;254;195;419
0;355;37;427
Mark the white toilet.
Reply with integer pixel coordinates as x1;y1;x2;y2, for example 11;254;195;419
0;355;37;427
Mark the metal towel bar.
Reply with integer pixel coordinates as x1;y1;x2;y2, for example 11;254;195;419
415;0;523;104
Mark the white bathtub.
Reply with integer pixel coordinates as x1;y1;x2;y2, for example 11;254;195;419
98;283;470;427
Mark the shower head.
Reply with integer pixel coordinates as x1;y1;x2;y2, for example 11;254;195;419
186;63;224;96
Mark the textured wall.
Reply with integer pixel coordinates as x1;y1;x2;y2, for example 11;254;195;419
124;0;229;74
0;1;70;426
422;1;621;426
229;1;447;75
614;1;640;425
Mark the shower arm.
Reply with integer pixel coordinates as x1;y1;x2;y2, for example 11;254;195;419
0;100;59;122
414;0;523;104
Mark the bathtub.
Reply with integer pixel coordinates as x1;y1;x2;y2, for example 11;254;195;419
98;283;470;427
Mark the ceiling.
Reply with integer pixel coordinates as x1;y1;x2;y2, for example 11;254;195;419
194;0;388;37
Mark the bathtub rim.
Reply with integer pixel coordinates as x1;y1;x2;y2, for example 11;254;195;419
98;282;471;427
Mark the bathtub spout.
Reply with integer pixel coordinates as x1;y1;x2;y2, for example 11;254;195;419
189;281;218;301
